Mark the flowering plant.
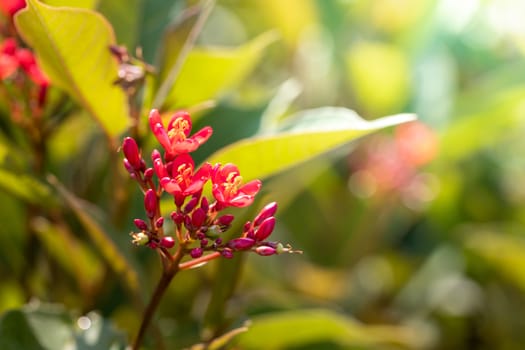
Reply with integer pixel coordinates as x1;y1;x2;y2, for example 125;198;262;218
0;1;416;349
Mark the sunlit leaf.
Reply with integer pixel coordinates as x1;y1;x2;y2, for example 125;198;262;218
15;0;129;140
235;309;417;349
346;42;410;116
42;0;98;8
205;108;416;181
160;31;277;109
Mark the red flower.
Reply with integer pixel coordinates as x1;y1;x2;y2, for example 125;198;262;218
212;164;261;208
159;154;211;206
149;109;212;160
0;39;18;79
0;0;25;18
0;38;49;88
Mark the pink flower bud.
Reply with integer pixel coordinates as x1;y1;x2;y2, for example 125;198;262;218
184;197;199;213
228;237;256;251
133;219;148;231
192;208;207;227
123;159;134;174
155;217;164;228
217;214;234;227
144;189;157;219
221;248;234;259
144;168;154;180
255;245;277;256
171;211;184;224
151;149;161;161
253;202;277;226
160;236;175;248
190;248;203;258
122;137;142;170
200;196;209;212
254;217;275;241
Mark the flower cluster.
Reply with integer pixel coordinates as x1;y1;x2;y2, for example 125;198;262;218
0;37;49;108
123;109;296;264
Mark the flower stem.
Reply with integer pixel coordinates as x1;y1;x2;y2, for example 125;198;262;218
132;266;176;350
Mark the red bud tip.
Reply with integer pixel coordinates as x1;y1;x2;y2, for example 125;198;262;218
184;197;199;213
228;237;256;251
200;197;209;212
221;249;234;259
160;236;175;248
122;137;142;169
144;189;157;219
171;211;184;224
217;214;234;227
192;208;207;227
254;202;278;226
144;168;154;180
155;217;164;228
255;245;277;256
133;219;148;231
190;248;203;258
254;217;276;241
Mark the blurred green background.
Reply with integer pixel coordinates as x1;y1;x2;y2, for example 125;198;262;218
3;0;525;349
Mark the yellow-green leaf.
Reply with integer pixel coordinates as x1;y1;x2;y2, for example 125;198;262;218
159;31;277;109
15;0;129;140
205;108;416;181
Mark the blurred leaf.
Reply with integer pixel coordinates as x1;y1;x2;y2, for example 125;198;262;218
190;324;248;350
465;231;525;292
206;108;416;181
47;175;141;299
97;0;141;50
346;42;410;116
235;309;417;349
0;169;53;205
160;31;277;109
15;0;129;140
439;87;525;161
31;217;105;293
0;303;127;350
42;0;98;8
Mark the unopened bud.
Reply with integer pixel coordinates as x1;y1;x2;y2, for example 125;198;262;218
217;214;234;227
254;202;277;227
228;237;256;251
171;211;184;225
255;245;277;256
200;196;209;212
190;248;203;258
184;197;199;213
160;236;175;248
133;219;148;231
155;217;164;228
254;217;275;241
122;137;142;170
192;208;206;227
144;189;157;219
144;168;154;181
221;248;234;259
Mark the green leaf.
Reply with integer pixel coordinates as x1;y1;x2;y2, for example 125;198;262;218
235;309;417;349
15;0;129;140
464;231;525;292
42;0;98;8
0;304;128;350
31;217;105;292
205;108;416;181
47;175;141;300
0;169;53;205
160;31;277;109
